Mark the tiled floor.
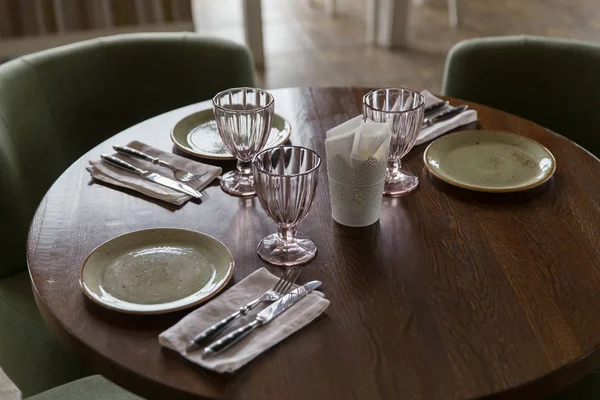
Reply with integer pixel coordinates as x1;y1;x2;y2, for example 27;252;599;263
192;0;600;92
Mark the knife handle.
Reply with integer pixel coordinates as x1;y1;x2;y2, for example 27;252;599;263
423;105;468;127
113;145;157;162
424;101;448;116
189;310;244;349
101;154;145;175
435;105;468;120
203;320;261;356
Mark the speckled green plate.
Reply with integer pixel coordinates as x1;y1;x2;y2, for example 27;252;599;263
424;130;556;193
79;228;234;314
171;109;292;160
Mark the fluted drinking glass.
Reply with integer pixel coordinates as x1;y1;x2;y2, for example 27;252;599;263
252;146;321;266
213;87;275;197
363;88;425;196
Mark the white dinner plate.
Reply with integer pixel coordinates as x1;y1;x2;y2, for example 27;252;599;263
79;228;234;314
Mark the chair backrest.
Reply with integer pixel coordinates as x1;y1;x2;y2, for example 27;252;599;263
0;33;255;278
442;35;600;157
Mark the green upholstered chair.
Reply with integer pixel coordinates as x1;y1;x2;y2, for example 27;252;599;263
0;32;255;397
442;35;600;157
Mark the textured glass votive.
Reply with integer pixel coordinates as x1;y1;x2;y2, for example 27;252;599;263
327;140;391;227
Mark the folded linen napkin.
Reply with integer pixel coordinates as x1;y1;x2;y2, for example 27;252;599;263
0;366;21;400
415;90;478;146
159;268;330;373
87;141;222;206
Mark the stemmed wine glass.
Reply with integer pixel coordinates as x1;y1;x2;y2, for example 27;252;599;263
252;146;321;266
213;87;275;197
363;88;425;196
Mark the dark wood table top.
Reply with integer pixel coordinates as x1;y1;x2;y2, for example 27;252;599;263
27;87;600;400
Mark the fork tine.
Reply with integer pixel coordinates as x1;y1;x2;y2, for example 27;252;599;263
271;275;286;293
278;278;292;295
289;269;302;292
175;171;208;182
278;268;301;295
272;268;293;293
180;171;209;182
280;270;297;294
290;268;302;287
274;269;294;294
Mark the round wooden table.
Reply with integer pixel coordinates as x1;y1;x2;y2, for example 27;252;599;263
27;87;600;400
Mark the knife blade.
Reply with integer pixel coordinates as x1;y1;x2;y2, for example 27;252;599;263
422;105;469;127
100;154;201;198
201;281;322;356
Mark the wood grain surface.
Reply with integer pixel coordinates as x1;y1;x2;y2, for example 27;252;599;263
26;87;600;400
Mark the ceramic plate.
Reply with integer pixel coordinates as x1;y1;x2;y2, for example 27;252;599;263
79;228;234;314
171;109;292;160
424;130;556;193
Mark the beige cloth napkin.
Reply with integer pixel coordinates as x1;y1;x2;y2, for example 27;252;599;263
159;268;330;373
415;90;478;146
87;141;222;206
0;366;21;400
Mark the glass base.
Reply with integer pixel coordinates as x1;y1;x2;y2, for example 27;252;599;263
257;233;317;266
384;170;419;197
220;170;256;197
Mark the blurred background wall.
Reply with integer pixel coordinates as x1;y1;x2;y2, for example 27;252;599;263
0;0;192;59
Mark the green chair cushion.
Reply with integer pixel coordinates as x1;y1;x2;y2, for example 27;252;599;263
442;35;600;157
0;272;90;397
26;375;143;400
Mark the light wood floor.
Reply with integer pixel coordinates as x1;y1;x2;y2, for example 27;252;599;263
192;0;600;92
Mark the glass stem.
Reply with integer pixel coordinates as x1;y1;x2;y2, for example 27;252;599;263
387;157;401;175
277;225;297;243
237;160;252;177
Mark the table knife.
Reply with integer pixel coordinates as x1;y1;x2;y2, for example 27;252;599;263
201;280;322;356
113;145;162;164
422;105;469;127
424;100;449;116
100;154;201;198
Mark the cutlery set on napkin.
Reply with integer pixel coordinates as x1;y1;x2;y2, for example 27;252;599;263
159;268;330;373
417;90;477;145
87;141;221;205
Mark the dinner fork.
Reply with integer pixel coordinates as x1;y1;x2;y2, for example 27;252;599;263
186;267;302;352
113;145;208;182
